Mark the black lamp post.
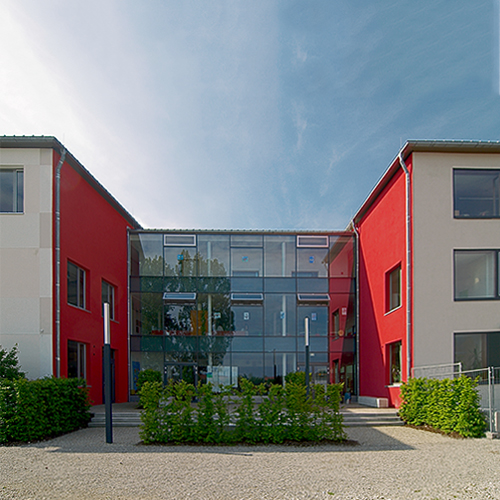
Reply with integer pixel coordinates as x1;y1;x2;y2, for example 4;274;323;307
103;302;113;444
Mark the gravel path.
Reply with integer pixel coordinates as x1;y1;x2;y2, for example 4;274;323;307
1;425;499;500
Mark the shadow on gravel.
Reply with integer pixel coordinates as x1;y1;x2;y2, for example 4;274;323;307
23;426;414;454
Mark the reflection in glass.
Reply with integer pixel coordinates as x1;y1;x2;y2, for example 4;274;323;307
131;293;163;335
454;251;495;299
130;233;164;276
264;236;296;277
297;247;329;277
164;248;197;277
297;306;328;336
454;169;500;218
231;247;263;276
232;305;263;336
198;234;230;276
264;294;296;336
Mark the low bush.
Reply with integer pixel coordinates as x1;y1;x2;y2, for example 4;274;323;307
139;379;345;445
0;377;91;444
399;376;487;438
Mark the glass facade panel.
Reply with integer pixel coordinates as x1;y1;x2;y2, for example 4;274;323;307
297;306;328;336
264;294;296;336
231;234;263;247
297;248;329;277
164;247;197;277
231;247;263;276
232;305;263;336
454;250;495;299
329;235;355;277
198;234;230;276
264;235;296;276
129;230;356;395
454;169;500;218
130;233;164;276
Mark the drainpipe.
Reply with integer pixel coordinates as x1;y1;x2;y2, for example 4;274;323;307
55;147;67;378
351;223;360;398
398;152;412;381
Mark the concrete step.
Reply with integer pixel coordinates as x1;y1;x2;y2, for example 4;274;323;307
89;410;404;428
341;411;403;427
89;411;142;427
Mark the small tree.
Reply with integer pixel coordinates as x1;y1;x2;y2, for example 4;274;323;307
0;344;25;380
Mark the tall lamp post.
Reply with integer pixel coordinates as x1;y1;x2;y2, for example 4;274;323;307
103;302;113;444
305;317;310;397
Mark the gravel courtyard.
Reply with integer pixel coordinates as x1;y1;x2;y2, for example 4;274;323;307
1;425;499;500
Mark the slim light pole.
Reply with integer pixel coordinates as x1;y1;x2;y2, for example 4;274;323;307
103;302;113;444
305;317;310;397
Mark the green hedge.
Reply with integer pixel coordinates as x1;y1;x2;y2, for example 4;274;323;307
139;379;345;444
399;376;487;438
0;377;91;444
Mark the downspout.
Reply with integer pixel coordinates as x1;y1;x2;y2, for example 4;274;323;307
351;223;360;398
55;148;67;378
398;152;412;381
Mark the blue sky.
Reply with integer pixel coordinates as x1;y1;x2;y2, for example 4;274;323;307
1;0;499;230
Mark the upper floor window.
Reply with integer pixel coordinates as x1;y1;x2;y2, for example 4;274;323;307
68;261;86;309
454;169;500;218
102;280;115;321
0;168;24;213
386;265;401;312
454;250;496;300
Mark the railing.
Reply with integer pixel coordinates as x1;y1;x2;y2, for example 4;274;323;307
411;363;500;434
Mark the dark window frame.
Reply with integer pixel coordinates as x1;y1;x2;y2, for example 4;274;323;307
386;265;402;313
67;261;87;309
0;168;24;213
102;280;116;321
453;168;500;219
388;340;402;385
454;249;499;301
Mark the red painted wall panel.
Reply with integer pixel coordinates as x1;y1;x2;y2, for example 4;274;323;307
356;157;413;407
52;152;133;405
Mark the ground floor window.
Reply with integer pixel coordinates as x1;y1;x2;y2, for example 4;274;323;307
388;341;402;385
454;332;500;370
68;340;86;379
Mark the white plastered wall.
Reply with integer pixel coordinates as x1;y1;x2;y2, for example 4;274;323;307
412;152;500;369
0;148;53;378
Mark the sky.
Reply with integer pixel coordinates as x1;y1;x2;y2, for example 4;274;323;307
1;0;499;230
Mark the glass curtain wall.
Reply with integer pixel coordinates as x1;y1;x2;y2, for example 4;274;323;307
129;231;355;394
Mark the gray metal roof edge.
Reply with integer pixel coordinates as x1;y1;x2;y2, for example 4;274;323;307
0;135;141;229
351;139;500;227
129;228;353;235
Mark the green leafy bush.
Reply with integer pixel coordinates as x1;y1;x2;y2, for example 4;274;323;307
0;377;91;444
136;369;162;393
399;376;486;438
139;379;345;445
0;344;25;380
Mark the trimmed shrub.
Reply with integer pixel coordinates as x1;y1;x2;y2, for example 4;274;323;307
399;376;486;438
0;377;91;444
139;379;345;445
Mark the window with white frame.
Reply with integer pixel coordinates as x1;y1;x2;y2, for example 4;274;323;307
68;340;86;379
387;266;401;312
454;250;496;300
388;341;402;385
0;168;24;213
102;280;115;321
67;261;86;309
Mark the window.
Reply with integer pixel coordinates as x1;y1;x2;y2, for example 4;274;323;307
68;340;86;379
67;262;86;309
102;281;115;321
0;168;23;213
388;341;402;385
454;332;500;371
454;169;500;218
454;250;496;300
387;266;401;312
